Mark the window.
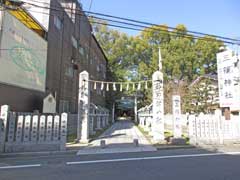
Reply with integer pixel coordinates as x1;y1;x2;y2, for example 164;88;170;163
96;65;100;72
71;36;78;49
65;65;74;78
60;2;76;23
59;100;69;113
79;46;84;56
54;16;62;30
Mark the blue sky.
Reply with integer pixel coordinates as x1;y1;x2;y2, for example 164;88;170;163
80;0;240;40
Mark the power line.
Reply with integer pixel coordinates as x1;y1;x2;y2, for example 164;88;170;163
3;1;239;45
19;0;240;44
19;7;227;44
88;0;93;12
83;10;239;43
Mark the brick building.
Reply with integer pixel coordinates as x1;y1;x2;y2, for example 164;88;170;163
0;0;108;113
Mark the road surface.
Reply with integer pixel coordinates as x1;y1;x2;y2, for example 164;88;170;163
1;148;240;180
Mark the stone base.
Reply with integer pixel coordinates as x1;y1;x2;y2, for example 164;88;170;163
4;142;63;153
79;139;89;144
152;139;166;144
170;138;187;145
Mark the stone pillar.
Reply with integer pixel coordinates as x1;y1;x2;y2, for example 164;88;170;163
77;71;90;143
134;96;138;123
97;116;101;130
0;105;9;153
106;113;109;126
172;95;182;138
102;114;106;128
215;109;223;144
60;113;68;150
112;103;115;124
152;71;165;142
89;116;94;135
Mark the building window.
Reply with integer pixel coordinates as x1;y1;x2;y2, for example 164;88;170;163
60;2;76;23
71;36;78;49
59;100;69;113
65;65;74;78
54;16;62;30
96;65;100;72
79;46;84;56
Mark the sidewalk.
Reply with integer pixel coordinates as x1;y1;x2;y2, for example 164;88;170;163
77;120;157;155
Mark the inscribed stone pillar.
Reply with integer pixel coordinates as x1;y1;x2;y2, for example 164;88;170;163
112;103;115;123
152;71;165;142
172;95;182;138
78;71;90;143
0;105;9;152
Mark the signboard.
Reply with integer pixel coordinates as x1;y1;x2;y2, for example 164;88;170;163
172;95;182;138
0;12;47;92
217;50;240;110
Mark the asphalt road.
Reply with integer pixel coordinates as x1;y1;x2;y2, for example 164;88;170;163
1;148;240;180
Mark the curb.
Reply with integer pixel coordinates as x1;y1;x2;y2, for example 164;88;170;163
155;145;195;150
0;149;78;158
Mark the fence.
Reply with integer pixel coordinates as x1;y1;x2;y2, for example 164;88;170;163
188;110;240;145
68;104;110;140
0;105;68;153
89;103;110;136
137;104;188;135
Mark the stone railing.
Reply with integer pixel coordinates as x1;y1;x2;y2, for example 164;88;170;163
188;110;240;145
138;104;189;136
89;103;110;136
0;105;67;153
138;104;153;133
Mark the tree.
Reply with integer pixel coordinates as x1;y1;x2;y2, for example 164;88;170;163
92;21;223;113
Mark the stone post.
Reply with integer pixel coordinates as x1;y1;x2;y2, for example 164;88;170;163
215;109;223;145
0;105;9;153
97;116;101;130
77;71;90;143
60;113;68;150
134;95;138;123
106;112;109;126
172;95;182;138
112;103;115;124
152;71;165;142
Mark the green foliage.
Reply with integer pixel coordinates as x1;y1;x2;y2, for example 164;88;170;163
92;21;223;111
185;77;219;113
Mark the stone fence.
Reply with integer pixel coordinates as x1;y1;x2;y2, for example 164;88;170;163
0;105;67;153
68;104;110;140
188;110;240;145
137;104;188;135
88;103;110;136
138;105;240;145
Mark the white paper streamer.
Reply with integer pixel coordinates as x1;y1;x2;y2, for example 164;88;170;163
101;82;104;90
137;82;141;90
113;83;116;91
106;83;109;91
145;81;148;89
126;83;129;91
94;82;97;90
120;83;123;91
132;83;135;91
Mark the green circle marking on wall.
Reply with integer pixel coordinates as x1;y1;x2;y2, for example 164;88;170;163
9;45;45;76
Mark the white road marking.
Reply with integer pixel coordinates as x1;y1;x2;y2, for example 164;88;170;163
67;152;240;165
0;164;41;170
